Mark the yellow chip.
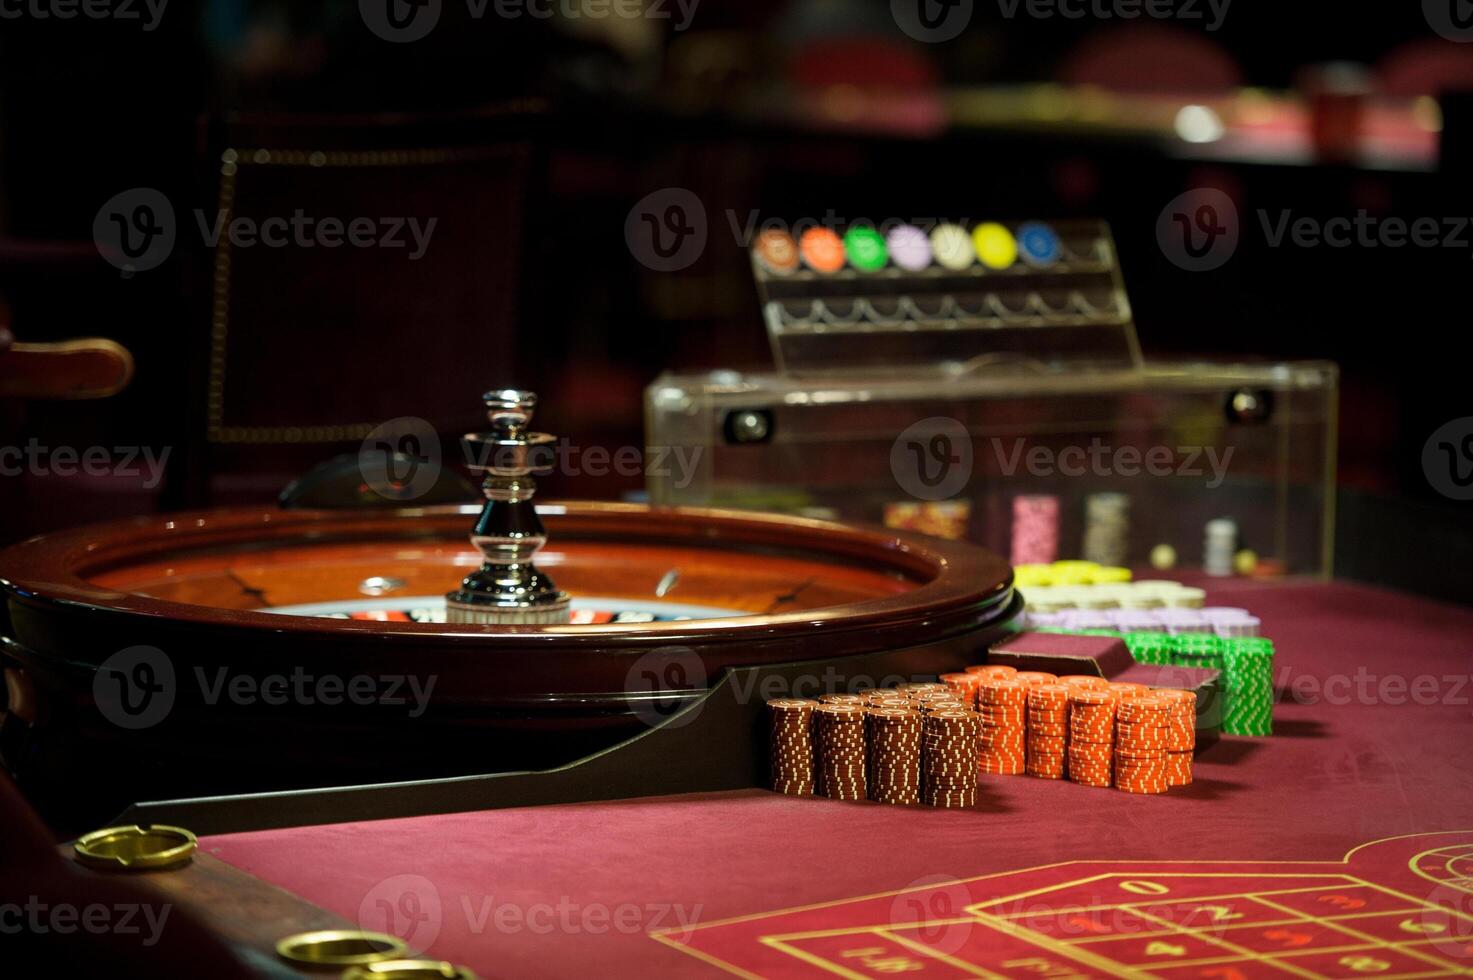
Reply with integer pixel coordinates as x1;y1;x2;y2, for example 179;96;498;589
1093;566;1132;583
972;222;1018;270
1013;564;1053;587
1234;549;1259;575
1050;560;1098;573
1150;544;1178;570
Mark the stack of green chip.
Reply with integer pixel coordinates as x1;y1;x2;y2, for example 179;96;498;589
1123;631;1172;664
1220;638;1275;736
1170;633;1224;672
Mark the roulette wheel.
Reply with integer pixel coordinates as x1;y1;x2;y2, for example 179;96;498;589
0;390;1018;826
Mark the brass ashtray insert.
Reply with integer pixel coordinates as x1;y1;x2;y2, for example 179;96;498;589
72;824;198;871
341;960;480;980
276;930;410;967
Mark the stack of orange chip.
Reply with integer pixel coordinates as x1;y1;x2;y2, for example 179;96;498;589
767;698;818;795
1015;671;1059;688
1114;695;1170;795
922;708;980;807
815;704;867;800
1024;683;1070;779
897;682;949;695
1157;689;1197;786
1107;681;1148;698
938;672;981;705
867;706;923;805
976;677;1027;775
1067;688;1117;787
1058;675;1110;692
964;665;1018;682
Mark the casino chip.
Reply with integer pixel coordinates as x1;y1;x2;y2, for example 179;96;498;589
1234;549;1259;576
1067;688;1116;787
939;673;981;705
1204;518;1237;577
767;698;818;796
1016;222;1063;267
1083;493;1130;567
798;227;846;273
886;223;932;271
1025;683;1069;780
1156;689;1196;786
815;703;867;800
753;229;800;275
1221;638;1274;736
1114;695;1169;795
1150;543;1178;570
843;226;888;272
1010;495;1060;567
867;705;922;805
964;665;1017;680
923;708;980;808
972;222;1018;270
819;693;866;706
1123;631;1172;665
929;223;976;271
976;677;1027;777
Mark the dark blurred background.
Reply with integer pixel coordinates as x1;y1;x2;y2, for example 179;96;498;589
0;1;1469;593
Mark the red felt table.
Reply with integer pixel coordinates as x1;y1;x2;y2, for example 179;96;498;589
184;578;1473;979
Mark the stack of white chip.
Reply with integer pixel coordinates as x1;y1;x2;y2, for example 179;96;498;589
1082;493;1130;566
1204;518;1238;577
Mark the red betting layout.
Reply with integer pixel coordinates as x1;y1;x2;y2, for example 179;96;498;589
654;832;1473;979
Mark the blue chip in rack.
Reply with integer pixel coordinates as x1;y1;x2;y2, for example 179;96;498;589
1017;222;1063;267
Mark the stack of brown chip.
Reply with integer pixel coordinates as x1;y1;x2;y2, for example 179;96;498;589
867;706;923;805
922;708;980;807
1024;683;1070;779
976;677;1027;776
1157;689;1197;787
863;689;908;707
815;704;867;800
897;682;949;695
819;693;865;706
1114;695;1170;794
1067;688;1116;787
767;698;818;795
912;691;968;713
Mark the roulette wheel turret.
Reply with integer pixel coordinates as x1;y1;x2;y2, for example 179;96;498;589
0;388;1018;827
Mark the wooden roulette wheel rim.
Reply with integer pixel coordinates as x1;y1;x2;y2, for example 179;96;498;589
0;501;1013;668
0;502;1016;820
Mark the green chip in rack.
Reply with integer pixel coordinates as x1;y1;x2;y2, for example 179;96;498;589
842;226;888;271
